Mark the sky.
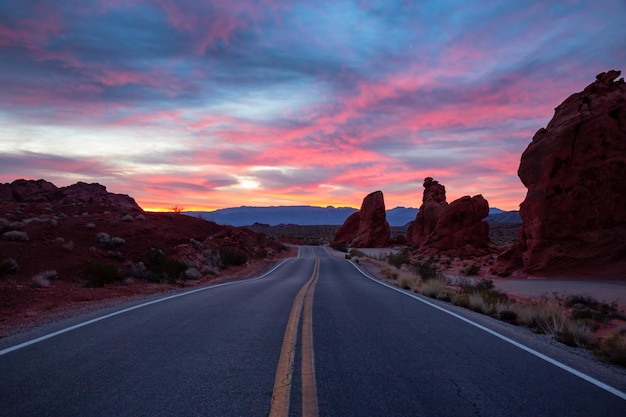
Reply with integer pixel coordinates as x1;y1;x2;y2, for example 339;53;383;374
1;1;625;212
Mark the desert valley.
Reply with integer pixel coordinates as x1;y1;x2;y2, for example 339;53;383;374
2;71;626;370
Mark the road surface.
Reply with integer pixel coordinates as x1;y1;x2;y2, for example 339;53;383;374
1;246;625;416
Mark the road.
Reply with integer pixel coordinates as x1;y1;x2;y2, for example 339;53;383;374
1;246;625;416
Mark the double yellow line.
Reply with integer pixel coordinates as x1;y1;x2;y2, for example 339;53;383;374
270;257;320;417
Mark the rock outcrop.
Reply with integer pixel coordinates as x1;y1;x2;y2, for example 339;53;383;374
0;179;142;211
495;70;626;276
333;191;390;247
333;212;361;244
407;177;449;246
408;178;491;257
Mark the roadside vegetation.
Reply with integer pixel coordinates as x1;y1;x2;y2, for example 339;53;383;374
347;251;626;368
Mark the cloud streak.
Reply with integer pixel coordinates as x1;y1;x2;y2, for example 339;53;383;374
1;0;625;211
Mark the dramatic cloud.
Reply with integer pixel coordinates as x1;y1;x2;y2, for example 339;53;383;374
1;0;624;211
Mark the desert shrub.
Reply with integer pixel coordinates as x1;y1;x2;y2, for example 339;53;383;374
566;295;624;322
145;248;187;283
387;249;411;268
398;275;413;290
85;222;96;229
83;262;119;287
512;299;562;333
498;309;519;324
189;238;202;249
3;230;29;241
468;293;496;315
452;293;470;308
184;267;201;280
330;241;348;252
32;270;57;288
170;205;185;213
459;278;508;307
62;240;74;252
421;278;447;299
381;266;398;280
557;319;594;347
127;261;148;279
95;232;111;248
596;330;626;367
201;265;217;275
110;237;126;247
459;278;494;293
415;259;439;281
350;249;367;258
121;214;133;222
511;298;592;345
463;263;481;275
0;257;19;275
495;303;519;324
219;246;247;267
135;214;146;221
256;247;268;258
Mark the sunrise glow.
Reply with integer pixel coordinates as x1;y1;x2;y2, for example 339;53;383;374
1;1;624;211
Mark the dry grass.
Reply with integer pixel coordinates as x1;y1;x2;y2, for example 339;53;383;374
421;278;448;299
368;251;624;364
468;293;496;315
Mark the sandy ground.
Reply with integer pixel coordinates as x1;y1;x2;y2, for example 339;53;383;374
489;278;626;304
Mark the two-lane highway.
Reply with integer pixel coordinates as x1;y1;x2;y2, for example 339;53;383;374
1;246;625;416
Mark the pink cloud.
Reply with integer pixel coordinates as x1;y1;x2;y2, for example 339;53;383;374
156;0;280;55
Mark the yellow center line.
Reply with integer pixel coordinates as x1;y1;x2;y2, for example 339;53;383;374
269;257;320;417
301;259;319;417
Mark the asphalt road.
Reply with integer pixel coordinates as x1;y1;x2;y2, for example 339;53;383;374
1;246;625;416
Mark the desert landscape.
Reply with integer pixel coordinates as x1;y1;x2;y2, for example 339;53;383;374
2;72;626;369
3;3;626;415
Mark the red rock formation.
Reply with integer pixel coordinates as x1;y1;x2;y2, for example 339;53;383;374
421;195;490;256
333;212;361;244
333;191;390;247
57;182;141;212
407;177;449;246
0;180;142;211
408;178;491;257
495;70;626;277
7;179;58;202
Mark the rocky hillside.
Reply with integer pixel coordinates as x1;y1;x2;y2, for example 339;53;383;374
1;179;141;211
0;180;288;334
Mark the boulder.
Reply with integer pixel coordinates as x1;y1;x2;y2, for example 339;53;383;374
407;178;491;257
333;191;390;247
495;70;626;276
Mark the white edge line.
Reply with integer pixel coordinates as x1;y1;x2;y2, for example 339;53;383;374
346;259;626;402
0;258;292;357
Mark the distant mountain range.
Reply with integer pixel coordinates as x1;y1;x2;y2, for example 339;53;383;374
184;206;521;227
